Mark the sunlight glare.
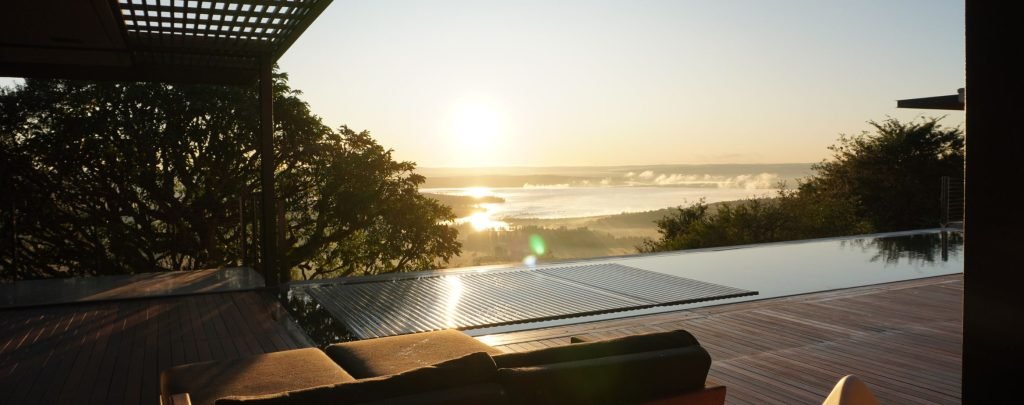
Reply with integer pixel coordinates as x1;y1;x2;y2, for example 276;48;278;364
464;187;492;199
467;212;508;231
450;102;502;165
443;276;464;328
454;104;499;142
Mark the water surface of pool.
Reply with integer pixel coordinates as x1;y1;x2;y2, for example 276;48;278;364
285;229;962;343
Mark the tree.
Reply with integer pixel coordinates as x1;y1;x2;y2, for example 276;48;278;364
637;191;870;252
0;73;460;281
803;117;964;231
639;117;959;253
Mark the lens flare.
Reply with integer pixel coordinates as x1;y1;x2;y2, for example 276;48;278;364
529;234;546;256
522;255;537;267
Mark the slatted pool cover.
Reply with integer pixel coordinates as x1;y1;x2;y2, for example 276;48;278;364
299;263;756;339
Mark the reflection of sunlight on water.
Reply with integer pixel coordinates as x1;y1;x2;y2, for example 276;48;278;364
457;202;510;231
443;276;463;328
465;214;509;231
446;187;511;231
463;187;492;199
463;212;510;231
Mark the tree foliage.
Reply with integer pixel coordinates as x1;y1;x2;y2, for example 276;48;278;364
637;191;870;252
640;117;963;252
802;117;964;231
0;73;460;281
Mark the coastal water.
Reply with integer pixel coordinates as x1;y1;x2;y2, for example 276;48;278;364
422;186;776;220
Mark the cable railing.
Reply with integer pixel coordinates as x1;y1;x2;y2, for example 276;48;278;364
940;176;964;228
239;192;262;268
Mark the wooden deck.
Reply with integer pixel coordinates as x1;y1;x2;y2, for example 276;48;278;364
479;275;963;404
0;267;265;309
0;274;962;405
0;291;312;405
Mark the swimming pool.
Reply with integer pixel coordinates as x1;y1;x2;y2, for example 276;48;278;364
284;229;962;344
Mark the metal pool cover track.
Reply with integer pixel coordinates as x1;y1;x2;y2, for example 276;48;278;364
298;263;757;339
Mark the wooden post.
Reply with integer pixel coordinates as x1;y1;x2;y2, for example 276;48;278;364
239;195;247;267
963;1;1024;402
259;60;279;286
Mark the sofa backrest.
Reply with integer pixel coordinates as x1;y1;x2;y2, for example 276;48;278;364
214;352;501;405
498;346;711;403
214;329;711;404
492;329;701;368
160;347;356;405
492;329;712;404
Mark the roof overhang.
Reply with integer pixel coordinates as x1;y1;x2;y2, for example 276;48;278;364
0;0;331;85
897;88;966;110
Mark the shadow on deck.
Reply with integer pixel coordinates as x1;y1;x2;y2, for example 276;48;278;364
0;268;265;309
0;291;313;405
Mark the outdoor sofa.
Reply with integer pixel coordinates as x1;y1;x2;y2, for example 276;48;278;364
159;329;725;405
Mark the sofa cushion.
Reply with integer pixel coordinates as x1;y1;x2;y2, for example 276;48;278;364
160;348;355;405
215;351;499;405
356;383;506;405
493;329;700;368
324;329;502;378
497;346;711;404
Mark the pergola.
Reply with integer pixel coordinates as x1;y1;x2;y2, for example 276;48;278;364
0;0;332;285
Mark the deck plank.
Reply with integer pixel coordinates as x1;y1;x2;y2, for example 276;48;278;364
0;291;311;405
481;275;963;404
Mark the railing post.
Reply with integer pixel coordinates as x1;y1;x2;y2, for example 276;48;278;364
239;195;247;267
259;59;279;286
940;176;949;227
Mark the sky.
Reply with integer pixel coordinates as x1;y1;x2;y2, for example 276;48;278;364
275;0;964;167
2;1;965;168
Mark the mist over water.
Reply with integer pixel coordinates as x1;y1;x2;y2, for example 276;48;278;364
423;186;773;220
420;164;812;223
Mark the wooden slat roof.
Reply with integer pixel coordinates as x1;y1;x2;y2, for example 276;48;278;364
0;0;332;84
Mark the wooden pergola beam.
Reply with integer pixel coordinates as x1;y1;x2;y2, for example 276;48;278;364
896;95;964;110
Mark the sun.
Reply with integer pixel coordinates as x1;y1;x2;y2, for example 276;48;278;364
452;103;500;153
